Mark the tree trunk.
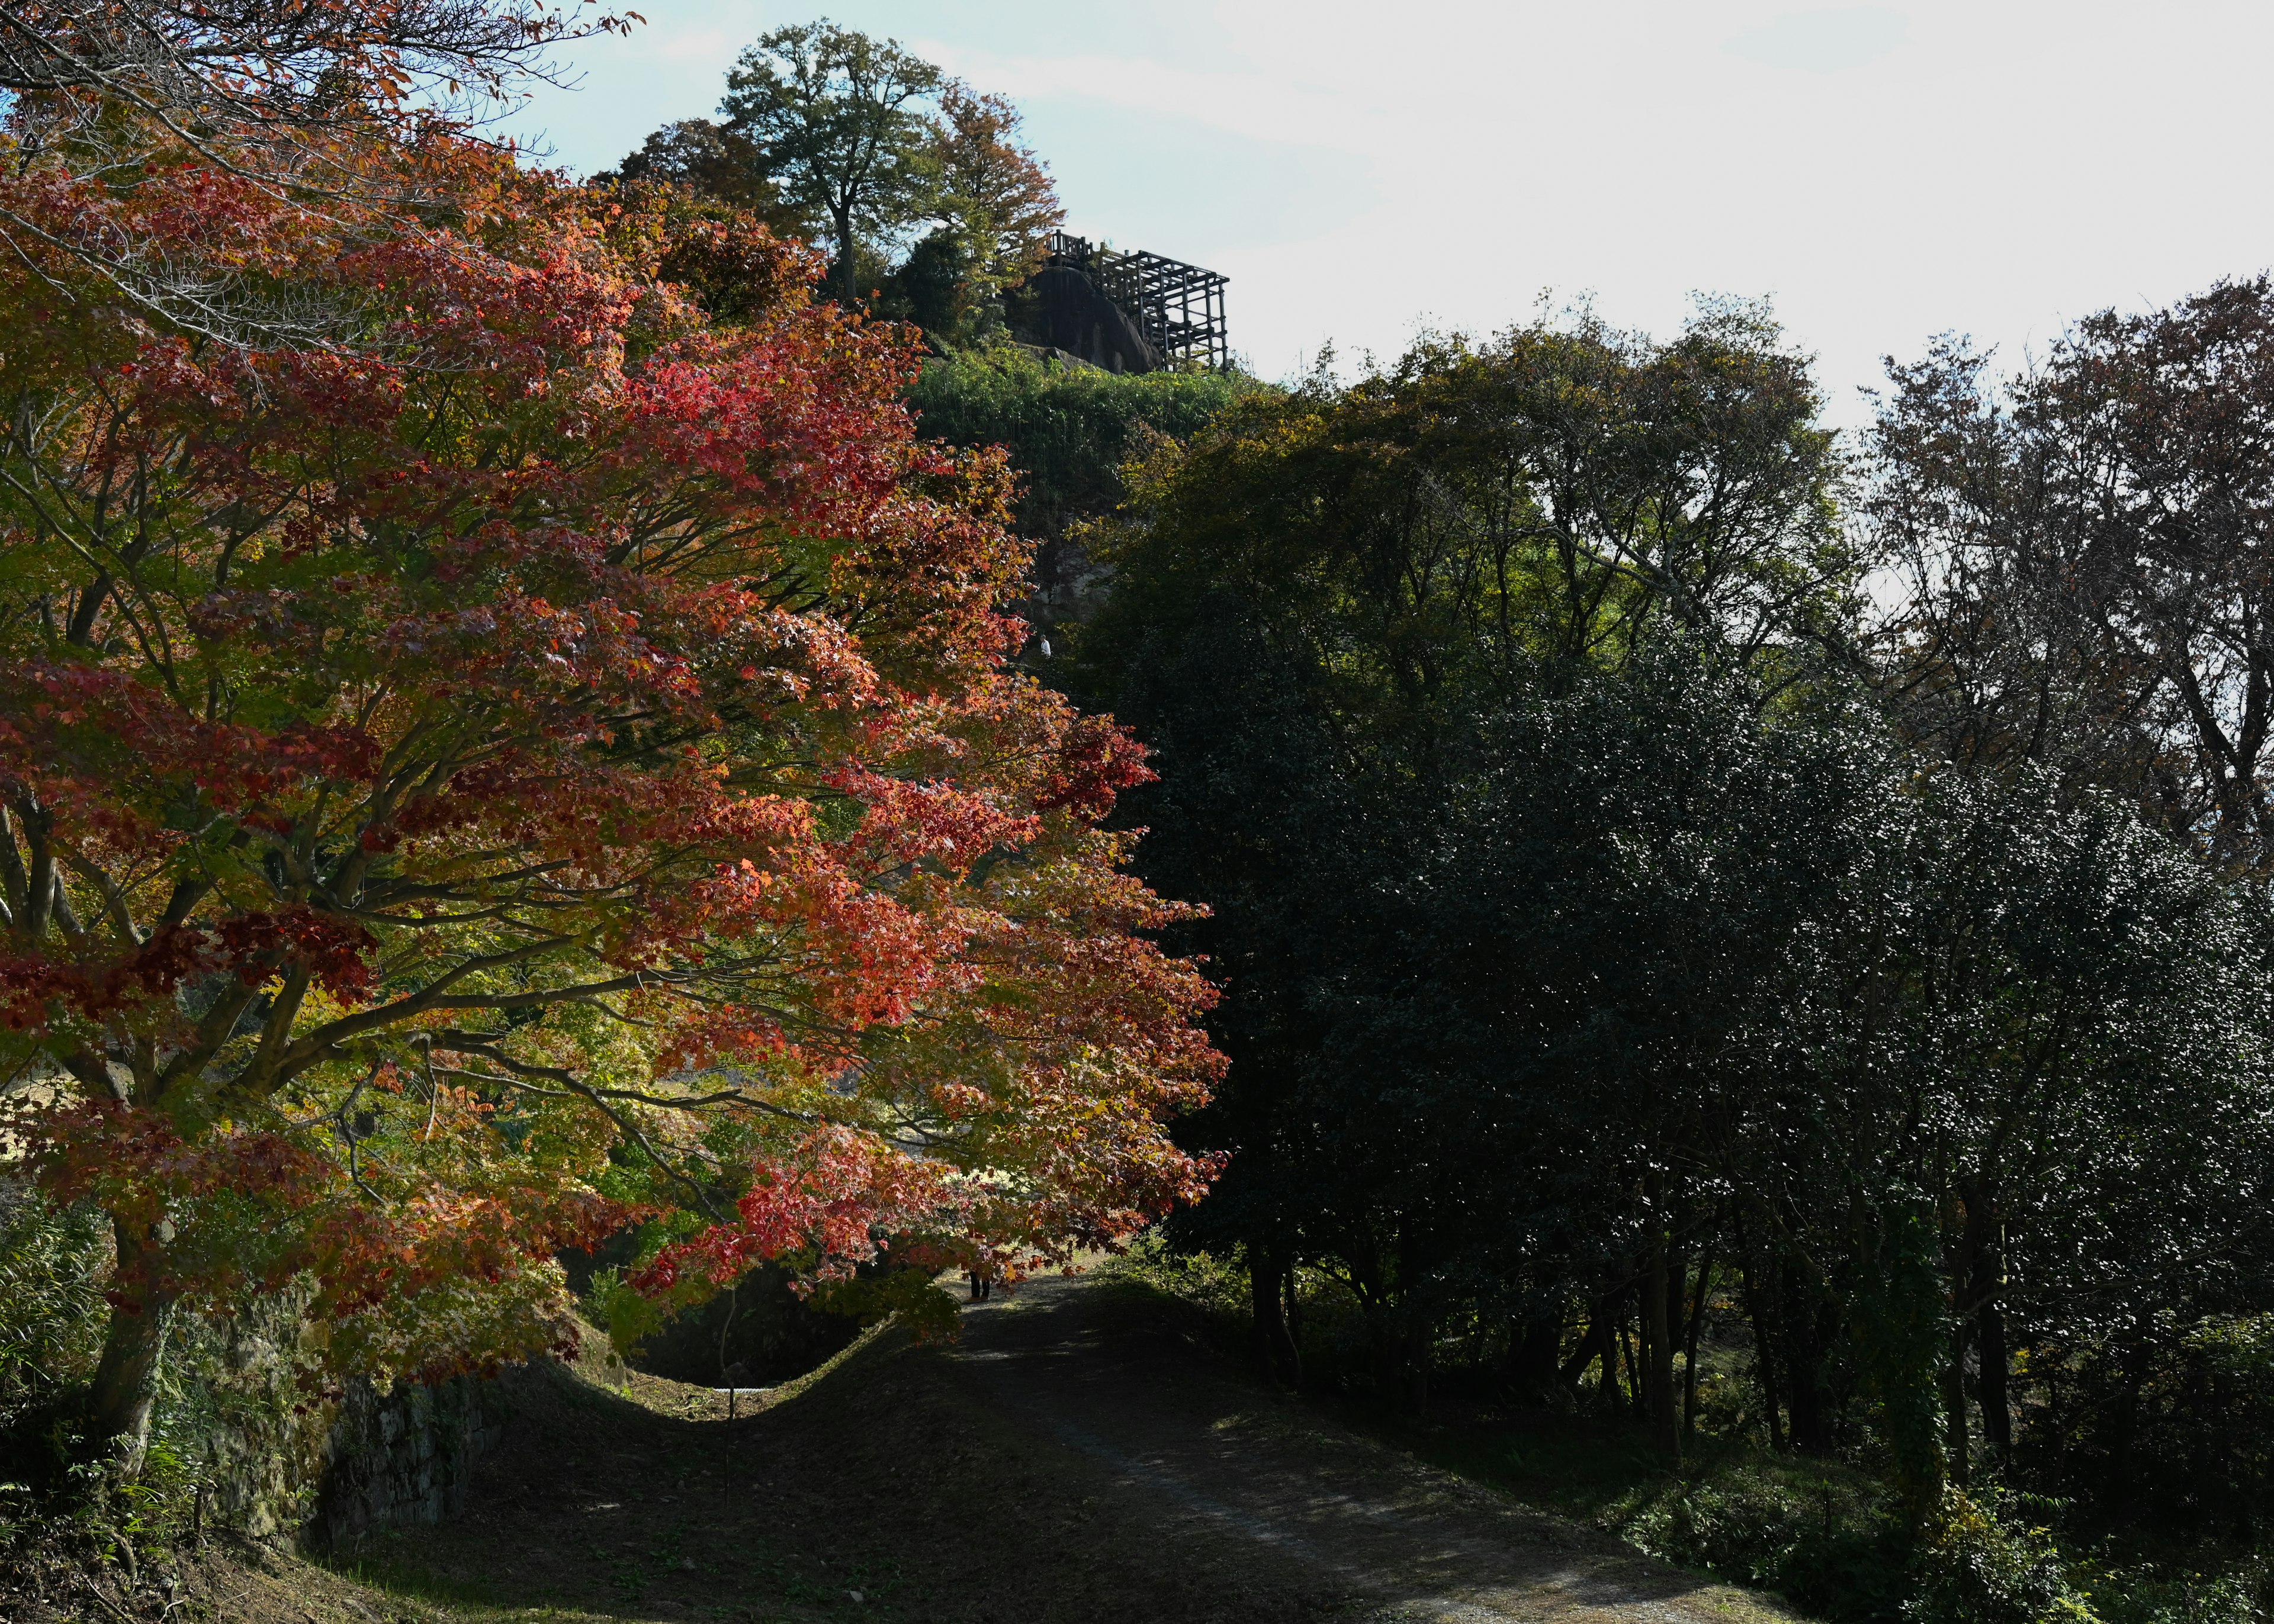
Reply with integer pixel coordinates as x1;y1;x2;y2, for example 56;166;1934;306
1616;1297;1641;1411
1250;1244;1301;1388
1561;1303;1613;1394
1509;1312;1562;1403
834;205;859;306
1645;1246;1679;1459
89;1220;177;1472
1947;1192;1981;1485
1945;1311;1971;1487
1683;1250;1714;1447
1372;1311;1402;1403
1778;1266;1838;1454
1599;1301;1625;1409
1405;1303;1433;1417
1966;1194;2012;1458
1732;1207;1785;1451
1398;1220;1431;1416
1978;1294;2012;1456
2109;1340;2147;1513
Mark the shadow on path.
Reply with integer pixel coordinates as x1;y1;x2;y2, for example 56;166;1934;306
950;1273;1797;1624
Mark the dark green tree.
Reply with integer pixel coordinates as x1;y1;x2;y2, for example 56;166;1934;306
592;118;788;214
1078;308;1859;1439
1081;302;2274;1539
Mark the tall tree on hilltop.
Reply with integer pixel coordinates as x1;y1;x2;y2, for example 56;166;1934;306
719;21;943;308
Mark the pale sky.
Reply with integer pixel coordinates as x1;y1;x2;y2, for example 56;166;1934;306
505;2;2274;427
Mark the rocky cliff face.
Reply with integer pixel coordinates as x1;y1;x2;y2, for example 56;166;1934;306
1010;267;1165;374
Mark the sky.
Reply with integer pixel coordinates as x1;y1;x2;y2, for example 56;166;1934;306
502;1;2274;427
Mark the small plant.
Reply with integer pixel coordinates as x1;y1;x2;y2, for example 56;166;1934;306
1109;1232;1252;1321
2080;1554;2267;1624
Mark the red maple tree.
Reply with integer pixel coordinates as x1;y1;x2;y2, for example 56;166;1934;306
0;115;1221;1462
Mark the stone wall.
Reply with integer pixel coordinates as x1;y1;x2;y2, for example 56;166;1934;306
309;1371;502;1549
178;1297;506;1549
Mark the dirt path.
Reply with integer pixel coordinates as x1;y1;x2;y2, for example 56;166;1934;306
946;1274;1791;1624
325;1272;1800;1624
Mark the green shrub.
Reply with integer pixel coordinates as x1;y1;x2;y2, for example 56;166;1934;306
2082;1555;2267;1624
0;1183;203;1580
908;345;1257;548
0;1182;110;1485
1623;1464;1910;1622
1107;1232;1251;1324
1908;1487;2099;1624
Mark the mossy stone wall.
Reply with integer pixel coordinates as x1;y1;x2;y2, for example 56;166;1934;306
178;1296;506;1549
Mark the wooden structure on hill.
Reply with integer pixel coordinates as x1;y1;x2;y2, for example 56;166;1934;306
1008;231;1229;373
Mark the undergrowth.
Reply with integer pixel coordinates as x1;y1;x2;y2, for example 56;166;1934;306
0;1183;223;1617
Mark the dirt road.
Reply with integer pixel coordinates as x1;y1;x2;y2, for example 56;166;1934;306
322;1271;1798;1624
945;1273;1791;1624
